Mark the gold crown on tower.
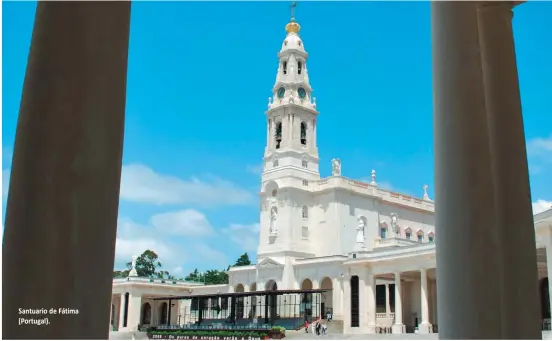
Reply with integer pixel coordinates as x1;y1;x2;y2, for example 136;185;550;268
285;2;301;34
285;19;301;34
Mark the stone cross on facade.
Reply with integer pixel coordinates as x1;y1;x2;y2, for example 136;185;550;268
290;2;297;21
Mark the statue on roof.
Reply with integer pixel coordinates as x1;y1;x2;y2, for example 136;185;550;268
331;158;341;176
129;255;138;277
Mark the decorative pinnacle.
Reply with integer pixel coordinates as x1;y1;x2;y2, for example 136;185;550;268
423;184;431;201
371;169;377;185
285;2;301;34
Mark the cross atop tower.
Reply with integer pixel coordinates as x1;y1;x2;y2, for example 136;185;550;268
290;2;297;21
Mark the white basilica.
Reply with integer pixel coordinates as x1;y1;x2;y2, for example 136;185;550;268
110;15;552;335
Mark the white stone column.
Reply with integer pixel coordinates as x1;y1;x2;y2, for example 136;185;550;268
384;284;391;316
118;293;126;331
124;293;143;332
1;2;130;339
478;3;541;338
392;273;405;334
359;270;376;334
432;2;503;338
418;269;432;333
342;276;351;332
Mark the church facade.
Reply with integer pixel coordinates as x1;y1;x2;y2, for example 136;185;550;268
110;16;552;335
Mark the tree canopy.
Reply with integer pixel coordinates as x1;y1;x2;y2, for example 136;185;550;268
114;250;255;285
113;250;181;279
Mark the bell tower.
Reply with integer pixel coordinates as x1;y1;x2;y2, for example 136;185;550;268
262;7;320;183
258;4;318;263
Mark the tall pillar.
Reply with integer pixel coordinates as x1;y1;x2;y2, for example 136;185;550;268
392;273;405;334
360;270;376;334
419;269;432;333
121;293;142;332
384;284;391;315
478;3;541;339
432;2;503;338
1;2;130;339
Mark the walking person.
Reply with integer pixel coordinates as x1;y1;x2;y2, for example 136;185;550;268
304;320;309;333
316;320;321;336
322;321;327;335
326;310;332;323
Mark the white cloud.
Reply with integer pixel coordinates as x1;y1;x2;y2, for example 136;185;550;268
115;217;188;271
150;209;214;237
221;223;260;252
533;200;552;215
527;135;552;158
120;164;255;206
192;243;229;268
2;169;10;199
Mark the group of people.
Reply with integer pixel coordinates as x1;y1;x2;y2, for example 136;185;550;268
304;310;333;336
305;319;327;336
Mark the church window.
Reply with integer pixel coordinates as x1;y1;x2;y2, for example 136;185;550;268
380;227;387;239
298;61;302;75
275;121;282;149
417;231;424;242
406;231;411;240
300;121;307;145
302;206;308;219
302;226;309;239
428;232;435;243
283;61;288;75
302;180;308;187
273;159;279;167
302;160;308;168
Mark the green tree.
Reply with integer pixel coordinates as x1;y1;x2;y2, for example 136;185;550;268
127;250;162;277
113;249;181;279
234;252;251;267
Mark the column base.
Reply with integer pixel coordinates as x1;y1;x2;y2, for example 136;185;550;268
367;324;376;334
418;322;433;334
392;323;405;334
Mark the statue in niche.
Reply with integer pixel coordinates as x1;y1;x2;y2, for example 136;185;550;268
356;217;366;244
331;158;341;176
390;213;400;236
269;206;278;235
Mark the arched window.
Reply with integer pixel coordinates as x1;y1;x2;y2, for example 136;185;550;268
300;121;307;145
302;160;308;168
273;159;279;167
298;61;303;74
141;303;151;325
302;206;308;219
275;121;282;149
405;228;412;240
417;230;424;242
428;232;435;243
283;61;288;75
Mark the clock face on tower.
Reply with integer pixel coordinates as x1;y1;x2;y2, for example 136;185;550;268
277;87;286;99
298;87;306;99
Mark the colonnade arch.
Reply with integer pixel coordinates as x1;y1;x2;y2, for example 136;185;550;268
320;277;333;318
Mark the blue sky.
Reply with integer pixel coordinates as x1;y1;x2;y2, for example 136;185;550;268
2;2;552;278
